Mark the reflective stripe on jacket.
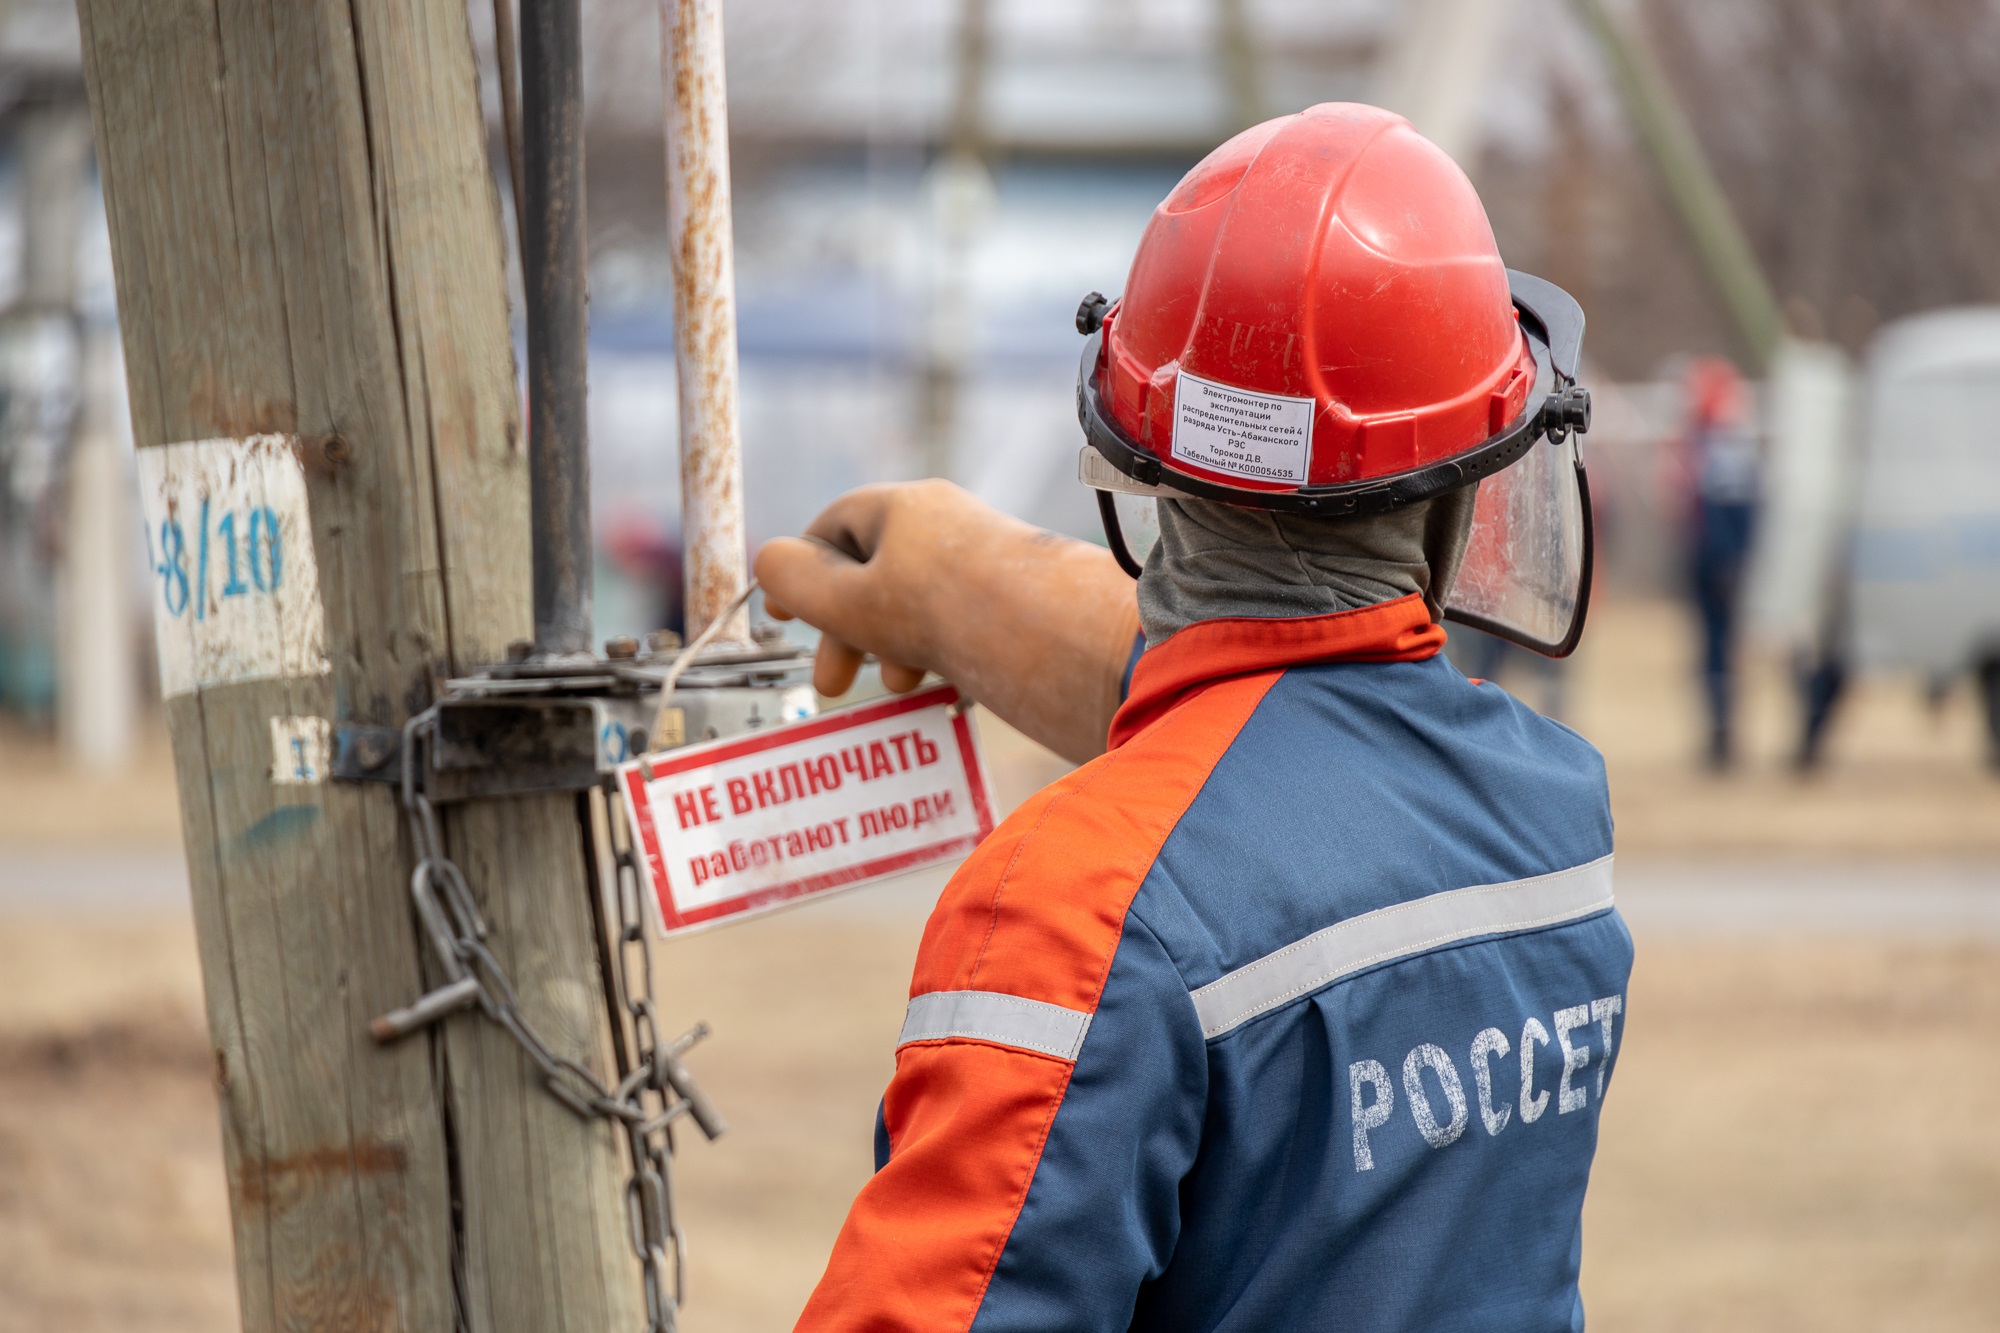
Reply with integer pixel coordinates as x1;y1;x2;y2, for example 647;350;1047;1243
797;593;1631;1332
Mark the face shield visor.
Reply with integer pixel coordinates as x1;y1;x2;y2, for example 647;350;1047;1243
1078;270;1595;658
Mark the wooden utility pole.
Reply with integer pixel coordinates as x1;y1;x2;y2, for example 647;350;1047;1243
76;3;638;1329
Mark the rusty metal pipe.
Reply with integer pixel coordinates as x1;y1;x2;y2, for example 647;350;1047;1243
522;0;593;655
661;0;750;645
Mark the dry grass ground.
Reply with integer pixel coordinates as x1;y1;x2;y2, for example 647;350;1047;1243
1;594;1997;1330
1552;598;2000;856
0;917;231;1332
665;919;2000;1332
4;912;1998;1333
1582;942;2000;1332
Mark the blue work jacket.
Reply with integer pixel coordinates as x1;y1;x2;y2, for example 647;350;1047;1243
799;594;1631;1332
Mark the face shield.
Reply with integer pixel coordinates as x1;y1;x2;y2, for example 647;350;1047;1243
1079;270;1595;658
1443;426;1594;656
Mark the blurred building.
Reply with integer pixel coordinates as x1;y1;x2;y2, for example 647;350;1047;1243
3;0;1998;727
0;0;137;760
490;0;2000;638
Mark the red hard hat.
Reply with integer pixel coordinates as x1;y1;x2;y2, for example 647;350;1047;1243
1077;103;1588;516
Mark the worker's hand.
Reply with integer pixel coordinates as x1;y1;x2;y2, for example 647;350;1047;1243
756;480;1141;764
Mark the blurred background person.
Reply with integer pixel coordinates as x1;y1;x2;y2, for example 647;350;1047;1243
1671;356;1761;769
601;508;687;641
1791;581;1849;771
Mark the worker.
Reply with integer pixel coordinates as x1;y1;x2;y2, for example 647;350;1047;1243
1672;356;1762;770
758;103;1629;1332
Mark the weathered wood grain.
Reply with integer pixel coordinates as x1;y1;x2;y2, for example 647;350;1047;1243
76;2;639;1328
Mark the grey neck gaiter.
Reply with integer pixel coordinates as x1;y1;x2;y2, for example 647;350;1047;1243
1136;487;1478;646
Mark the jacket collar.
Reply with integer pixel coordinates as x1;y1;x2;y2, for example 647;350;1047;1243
1108;593;1446;750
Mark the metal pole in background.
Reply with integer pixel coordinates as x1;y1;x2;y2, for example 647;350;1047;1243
59;324;133;773
11;95;127;771
1568;0;1785;370
522;0;594;656
662;0;751;646
16;101;90;312
915;0;992;483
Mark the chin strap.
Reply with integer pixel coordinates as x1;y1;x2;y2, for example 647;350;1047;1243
1098;491;1147;579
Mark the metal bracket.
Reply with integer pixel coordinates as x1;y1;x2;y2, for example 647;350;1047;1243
429;697;602;802
333;724;405;785
331;643;813;802
335;696;663;801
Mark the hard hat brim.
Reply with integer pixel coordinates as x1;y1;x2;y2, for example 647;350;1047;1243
1077;270;1586;517
1080;270;1596;658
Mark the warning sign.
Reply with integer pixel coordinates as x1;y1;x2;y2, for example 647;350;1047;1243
1170;369;1315;484
618;683;997;935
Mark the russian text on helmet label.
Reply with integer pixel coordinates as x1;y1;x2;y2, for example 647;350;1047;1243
1171;370;1315;485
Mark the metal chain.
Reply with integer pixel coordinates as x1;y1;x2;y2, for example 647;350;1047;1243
375;705;725;1333
374;585;755;1327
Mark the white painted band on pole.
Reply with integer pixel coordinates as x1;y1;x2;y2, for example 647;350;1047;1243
898;989;1093;1062
1191;856;1617;1039
136;435;329;698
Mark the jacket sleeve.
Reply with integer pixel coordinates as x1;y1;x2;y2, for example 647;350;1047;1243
798;671;1277;1332
796;911;1207;1332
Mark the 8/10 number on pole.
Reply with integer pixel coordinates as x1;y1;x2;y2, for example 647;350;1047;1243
148;500;285;620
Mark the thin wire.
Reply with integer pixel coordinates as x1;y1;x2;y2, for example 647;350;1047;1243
656;580;760;703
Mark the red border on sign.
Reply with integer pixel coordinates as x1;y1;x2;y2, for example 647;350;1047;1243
619;683;999;935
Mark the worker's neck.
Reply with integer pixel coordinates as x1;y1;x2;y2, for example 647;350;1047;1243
1136;494;1471;647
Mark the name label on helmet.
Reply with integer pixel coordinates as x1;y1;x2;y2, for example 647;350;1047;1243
1171;370;1314;485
